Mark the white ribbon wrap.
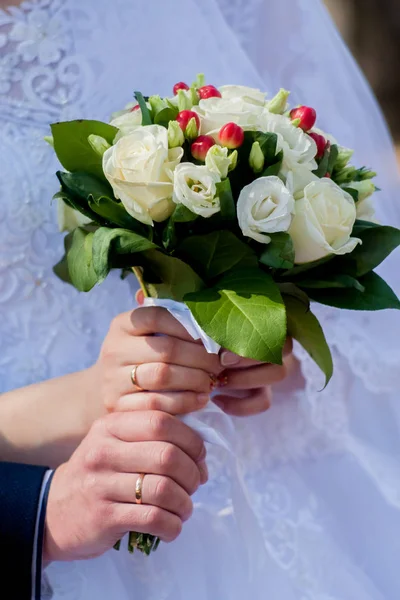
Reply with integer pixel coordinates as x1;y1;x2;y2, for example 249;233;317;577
143;297;267;579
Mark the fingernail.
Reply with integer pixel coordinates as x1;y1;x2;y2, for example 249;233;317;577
217;374;229;388
220;351;241;367
198;445;207;461
198;460;208;484
209;374;218;391
197;394;210;408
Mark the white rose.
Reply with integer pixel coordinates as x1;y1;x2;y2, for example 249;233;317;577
289;178;361;264
260;112;317;173
237;176;295;244
219;85;266;106
103;124;183;225
57;201;91;232
173;164;221;218
193;97;262;137
110;108;142;139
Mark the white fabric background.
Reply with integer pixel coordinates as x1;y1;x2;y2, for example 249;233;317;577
1;0;400;598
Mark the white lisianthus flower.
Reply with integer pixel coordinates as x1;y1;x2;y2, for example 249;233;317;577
260;112;317;173
237;176;295;244
286;166;319;199
193;97;262;138
57;201;91;232
219;85;266;106
103;125;183;225
289;178;361;264
173;164;221;218
205;145;237;178
110;108;142;139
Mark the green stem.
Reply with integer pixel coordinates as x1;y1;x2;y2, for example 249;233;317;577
132;266;150;298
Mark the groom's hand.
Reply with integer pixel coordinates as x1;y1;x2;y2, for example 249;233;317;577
43;410;207;562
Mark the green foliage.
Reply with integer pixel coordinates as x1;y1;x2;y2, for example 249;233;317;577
185;267;286;363
51;120;117;180
259;233;295;270
178;230;257;280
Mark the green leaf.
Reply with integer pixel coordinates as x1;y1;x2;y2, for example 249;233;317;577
53;231;74;285
51;120;117;180
66;228;99;292
88;196;147;232
259;232;295;270
307;271;400;311
252;132;279;165
162;204;198;249
278;282;310;308
297;274;365;293
327;144;339;174
343;187;359;203
56;172;104;223
352;219;379;236
143;250;204;301
178;230;257;280
261;150;283;177
313;145;330;178
154;106;179;127
185;267;286;364
92;228;156;281
282;254;335;278
284;295;333;387
339;225;400;277
134;91;152;126
216;179;236;221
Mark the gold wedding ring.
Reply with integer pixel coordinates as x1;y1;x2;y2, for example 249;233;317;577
135;473;145;504
130;365;143;391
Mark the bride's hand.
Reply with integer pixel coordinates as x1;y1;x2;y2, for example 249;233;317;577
213;339;295;417
95;306;221;416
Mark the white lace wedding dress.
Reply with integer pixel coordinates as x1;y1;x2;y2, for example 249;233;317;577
2;1;400;598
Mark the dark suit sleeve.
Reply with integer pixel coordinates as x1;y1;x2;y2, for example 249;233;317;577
0;462;49;599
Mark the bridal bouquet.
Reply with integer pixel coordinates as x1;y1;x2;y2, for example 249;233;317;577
49;74;400;552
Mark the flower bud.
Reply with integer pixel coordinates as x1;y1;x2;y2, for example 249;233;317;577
357;167;377;181
173;81;190;95
334;166;357;185
205;145;237;178
176;110;200;131
249;141;265;173
167;120;185;148
308;132;327;159
198;85;222;100
88;134;111;157
347;180;376;201
177;88;193;111
149;94;167;115
267;88;290;114
335;147;354;170
191;135;216;161
194;73;206;89
218;122;245;149
290;105;317;132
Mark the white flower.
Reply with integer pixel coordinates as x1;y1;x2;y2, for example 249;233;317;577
173;164;221;218
193;97;262;137
219;85;266;106
205;145;237;178
237;176;295;244
57;201;91;233
348;180;377;222
289;178;361;264
286;166;319;200
260;112;317;173
103;125;183;225
110;108;142;139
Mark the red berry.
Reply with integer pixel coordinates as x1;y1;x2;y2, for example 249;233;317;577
308;132;327;159
198;85;222;100
290;106;317;132
324;172;331;178
173;81;190;95
191;135;216;161
130;104;140;112
218;122;245;149
176;110;200;132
